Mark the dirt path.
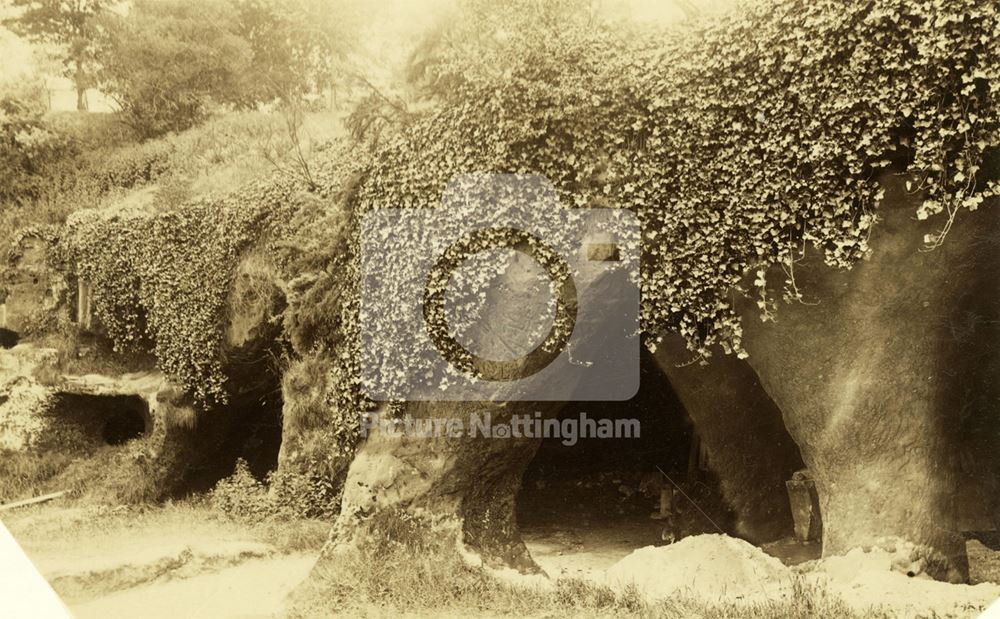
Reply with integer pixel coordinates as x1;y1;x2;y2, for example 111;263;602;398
70;554;316;619
523;520;661;581
2;504;321;619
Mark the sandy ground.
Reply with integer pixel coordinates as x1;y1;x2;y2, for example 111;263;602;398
3;502;998;618
522;520;827;580
523;520;1000;618
519;477;1000;616
2;505;320;619
523;519;663;581
70;555;316;619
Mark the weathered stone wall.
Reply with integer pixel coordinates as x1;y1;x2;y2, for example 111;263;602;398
736;177;1000;582
1;236;67;333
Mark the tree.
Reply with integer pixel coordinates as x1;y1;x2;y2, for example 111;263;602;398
96;0;252;138
3;0;108;111
234;0;360;105
0;91;74;206
234;0;301;104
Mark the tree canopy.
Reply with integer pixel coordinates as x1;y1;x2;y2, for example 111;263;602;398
92;0;360;138
95;0;252;138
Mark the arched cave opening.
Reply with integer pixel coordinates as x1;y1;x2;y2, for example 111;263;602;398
516;348;733;575
173;344;285;495
151;278;289;498
200;381;285;486
46;393;151;453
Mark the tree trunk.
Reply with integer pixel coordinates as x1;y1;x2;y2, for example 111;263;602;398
333;400;553;572
74;61;89;112
76;87;88;112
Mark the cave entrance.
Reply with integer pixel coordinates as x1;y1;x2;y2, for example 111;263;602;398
173;348;285;495
210;383;284;483
46;393;151;452
102;401;148;445
170;386;284;496
516;348;730;577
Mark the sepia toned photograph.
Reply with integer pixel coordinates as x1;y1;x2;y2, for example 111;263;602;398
0;0;999;617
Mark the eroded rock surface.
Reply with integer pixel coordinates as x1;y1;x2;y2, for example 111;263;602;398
738;177;1000;581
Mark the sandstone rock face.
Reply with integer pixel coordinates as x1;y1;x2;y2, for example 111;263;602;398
335;401;549;573
0;342;205;500
650;335;804;544
1;346;158;453
1;236;67;333
0;242;290;502
0;344;59;450
56;371;168;402
737;179;1000;582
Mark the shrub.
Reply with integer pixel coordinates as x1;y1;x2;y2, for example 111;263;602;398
209;459;271;520
0;94;77;207
47;112;138;149
267;466;341;519
82;139;175;192
97;0;252;138
209;458;340;521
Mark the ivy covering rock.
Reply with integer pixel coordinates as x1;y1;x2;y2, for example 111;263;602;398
61;179;304;403
50;0;999;409
361;0;1000;360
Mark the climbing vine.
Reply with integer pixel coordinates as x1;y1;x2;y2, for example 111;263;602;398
62;178;305;404
55;0;1000;408
355;0;1000;364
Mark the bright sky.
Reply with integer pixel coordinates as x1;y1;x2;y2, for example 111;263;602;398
354;0;738;88
0;0;740;109
0;25;35;84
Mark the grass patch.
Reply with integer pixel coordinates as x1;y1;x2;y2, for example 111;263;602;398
33;441;176;506
249;518;331;554
659;579;895;619
30;324;157;378
288;510;893;619
0;449;75;504
2;109;343;259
